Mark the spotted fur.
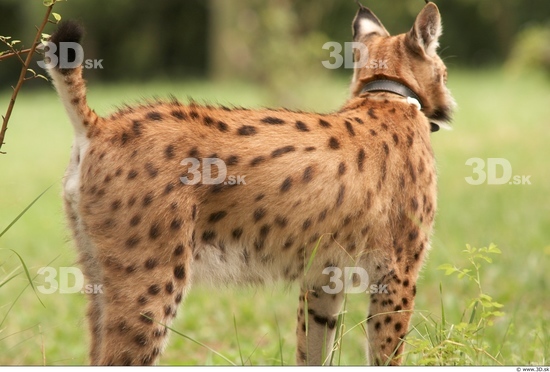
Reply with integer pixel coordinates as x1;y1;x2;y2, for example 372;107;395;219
47;2;454;366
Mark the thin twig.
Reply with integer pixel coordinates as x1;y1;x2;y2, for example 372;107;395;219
0;47;35;62
0;5;54;154
0;39;26;65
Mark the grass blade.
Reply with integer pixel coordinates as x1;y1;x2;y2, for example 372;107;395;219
0;254;60;328
274;314;284;366
158;320;235;365
7;249;45;308
303;236;322;275
0;185;53;238
233;315;244;365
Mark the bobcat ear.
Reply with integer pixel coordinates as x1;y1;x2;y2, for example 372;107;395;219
406;2;442;57
352;4;390;41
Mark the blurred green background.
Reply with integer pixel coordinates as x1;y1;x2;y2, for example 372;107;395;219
1;0;549;366
1;0;550;91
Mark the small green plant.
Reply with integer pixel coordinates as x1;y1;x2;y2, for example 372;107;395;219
405;244;505;365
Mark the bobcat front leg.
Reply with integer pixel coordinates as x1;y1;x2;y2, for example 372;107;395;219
295;286;343;365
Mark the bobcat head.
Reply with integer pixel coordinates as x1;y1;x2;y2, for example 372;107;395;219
350;2;456;131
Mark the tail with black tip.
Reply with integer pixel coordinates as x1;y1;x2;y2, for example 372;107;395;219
46;21;99;136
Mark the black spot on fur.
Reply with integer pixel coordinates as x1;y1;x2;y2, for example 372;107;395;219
165;144;175;160
134;334;148;347
283;237;294;249
189;147;199;158
407;134;414;147
111;200;122;211
368;108;378;119
226;155;239;166
411;197;419;211
148;284;161;295
217;121;229;132
280;177;292;192
202;230;216;242
303;166;314;183
191;204;197;220
203;116;214;126
132;120;142;136
126;236;140;248
275;215;288;228
295;121;310;132
140;311;154;324
120;132;130;145
146;111;163;121
170;218;182;231
328;137;340;150
209;211;228;223
145;258;158;270
238;125;257;136
232;228;243;240
393;133;399;145
261;117;285;125
145;162;158;178
253;208;267;222
272;146;296;158
174;244;184;256
259;224;271;238
383;142;390;156
357;149;366;172
338;162;347;176
171;110;186;120
318;209;328;222
143;193;154;207
149;223;161;240
319;119;332;128
336;185;345;207
130;215;141;227
345;120;356;136
312;314;337;329
250;156;265;166
174;265;186;280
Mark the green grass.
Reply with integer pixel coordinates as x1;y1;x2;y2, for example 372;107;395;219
1;69;549;365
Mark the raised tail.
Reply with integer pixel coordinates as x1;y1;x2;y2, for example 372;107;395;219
46;21;99;136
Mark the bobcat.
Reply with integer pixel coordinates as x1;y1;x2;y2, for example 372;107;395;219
46;1;455;366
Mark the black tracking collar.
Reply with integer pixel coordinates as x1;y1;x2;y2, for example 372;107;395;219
360;79;440;132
